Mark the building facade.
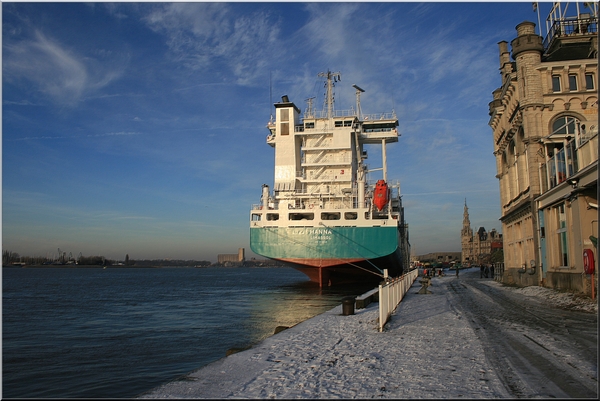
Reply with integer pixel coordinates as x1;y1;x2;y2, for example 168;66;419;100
489;5;597;294
217;248;245;264
461;200;503;266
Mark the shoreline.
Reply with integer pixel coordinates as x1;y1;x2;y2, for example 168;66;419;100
3;264;162;268
138;271;510;399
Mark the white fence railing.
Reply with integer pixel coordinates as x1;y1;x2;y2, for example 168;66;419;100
378;268;418;332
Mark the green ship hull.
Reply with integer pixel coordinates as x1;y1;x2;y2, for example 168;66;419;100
250;225;405;286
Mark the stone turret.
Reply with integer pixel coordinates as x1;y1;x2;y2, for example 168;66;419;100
511;21;544;106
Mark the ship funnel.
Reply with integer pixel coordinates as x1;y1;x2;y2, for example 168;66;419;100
281;95;289;103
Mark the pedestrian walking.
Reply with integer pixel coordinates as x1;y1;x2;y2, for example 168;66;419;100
455;266;459;278
491;264;495;279
480;265;485;278
484;265;490;278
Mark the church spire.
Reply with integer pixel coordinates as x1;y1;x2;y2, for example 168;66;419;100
461;199;472;237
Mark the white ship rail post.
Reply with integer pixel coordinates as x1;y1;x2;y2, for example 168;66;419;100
378;268;418;332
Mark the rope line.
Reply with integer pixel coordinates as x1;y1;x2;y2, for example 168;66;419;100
318;221;385;274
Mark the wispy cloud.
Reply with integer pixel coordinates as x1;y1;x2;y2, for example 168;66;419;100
3;30;125;106
142;3;281;85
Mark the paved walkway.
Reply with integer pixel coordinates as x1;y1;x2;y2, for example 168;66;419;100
139;272;510;398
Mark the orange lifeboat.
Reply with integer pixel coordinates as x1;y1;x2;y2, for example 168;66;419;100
373;179;388;211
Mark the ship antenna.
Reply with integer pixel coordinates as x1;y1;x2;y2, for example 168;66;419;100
269;70;274;122
305;97;315;118
318;70;341;119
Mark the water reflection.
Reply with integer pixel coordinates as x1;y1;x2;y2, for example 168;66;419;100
246;278;375;344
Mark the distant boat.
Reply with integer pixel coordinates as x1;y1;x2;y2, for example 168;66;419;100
11;262;26;267
250;71;411;287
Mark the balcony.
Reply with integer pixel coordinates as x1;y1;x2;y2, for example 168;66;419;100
543;13;598;61
543;14;598;49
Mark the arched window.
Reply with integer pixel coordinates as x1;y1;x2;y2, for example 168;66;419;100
546;115;581;188
552;115;579;136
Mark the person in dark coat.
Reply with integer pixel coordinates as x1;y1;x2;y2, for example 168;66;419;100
480;265;485;278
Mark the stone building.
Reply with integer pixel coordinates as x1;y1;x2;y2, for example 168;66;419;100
488;4;597;294
461;200;503;266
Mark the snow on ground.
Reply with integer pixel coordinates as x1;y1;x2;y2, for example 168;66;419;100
140;273;510;399
477;275;598;313
502;282;598;313
139;271;597;399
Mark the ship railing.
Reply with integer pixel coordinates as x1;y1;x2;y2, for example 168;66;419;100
362;112;397;121
378;268;418;332
306;109;358;119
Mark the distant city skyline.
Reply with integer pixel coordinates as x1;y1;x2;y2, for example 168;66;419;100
3;2;548;262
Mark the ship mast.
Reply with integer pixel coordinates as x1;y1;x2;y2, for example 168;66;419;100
318;70;341;119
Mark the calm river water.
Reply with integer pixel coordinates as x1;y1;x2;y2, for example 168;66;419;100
2;266;374;398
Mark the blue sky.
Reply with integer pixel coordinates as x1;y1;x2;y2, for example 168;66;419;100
2;1;561;262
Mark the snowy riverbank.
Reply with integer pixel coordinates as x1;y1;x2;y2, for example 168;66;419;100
139;270;597;398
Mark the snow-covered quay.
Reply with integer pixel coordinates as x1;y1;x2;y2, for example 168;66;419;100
139;269;597;399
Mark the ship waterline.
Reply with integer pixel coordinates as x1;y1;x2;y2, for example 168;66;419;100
250;215;404;285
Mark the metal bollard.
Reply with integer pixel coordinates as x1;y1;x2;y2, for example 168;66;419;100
341;296;355;315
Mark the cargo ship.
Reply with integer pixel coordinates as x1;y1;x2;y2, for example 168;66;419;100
250;71;410;286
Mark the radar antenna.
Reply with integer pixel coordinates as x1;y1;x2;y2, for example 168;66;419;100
352;84;365;120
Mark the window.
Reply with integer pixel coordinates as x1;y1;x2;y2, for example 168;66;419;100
266;213;279;221
289;213;314;221
568;74;578;91
585;73;595;90
281;122;289;136
556;204;569;267
321;212;340;220
548;116;580;188
334;121;343;127
305;122;315;129
552;116;578;136
280;109;289;121
552;75;561;92
344;212;357;220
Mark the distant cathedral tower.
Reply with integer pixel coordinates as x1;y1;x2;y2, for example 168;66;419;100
460;199;503;265
461;199;473;263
